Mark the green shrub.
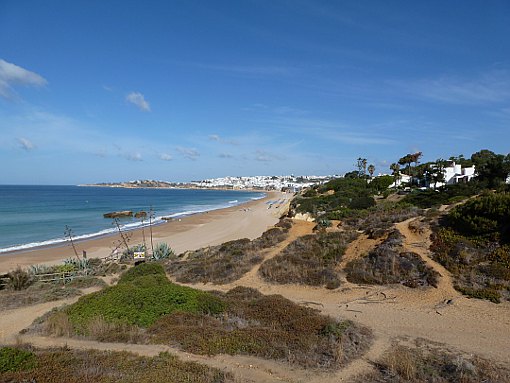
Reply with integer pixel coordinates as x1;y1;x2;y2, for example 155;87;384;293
431;215;510;302
64;265;224;332
118;262;165;284
455;285;501;303
0;347;36;372
349;196;376;209
448;193;510;242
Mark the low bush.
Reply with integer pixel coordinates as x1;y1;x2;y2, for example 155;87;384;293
354;343;510;383
168;222;291;284
447;192;510;242
0;347;231;383
346;230;439;287
430;194;510;302
118;262;165;283
0;282;81;310
149;286;372;370
339;202;420;234
7;267;33;290
62;263;225;333
259;231;358;289
402;182;483;208
455;285;501;303
0;347;36;373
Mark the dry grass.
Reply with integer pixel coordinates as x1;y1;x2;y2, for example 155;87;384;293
45;311;73;337
86;316;147;343
259;231;358;289
354;342;510;382
0;282;81;311
0;345;232;383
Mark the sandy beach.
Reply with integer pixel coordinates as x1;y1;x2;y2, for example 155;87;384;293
0;191;292;274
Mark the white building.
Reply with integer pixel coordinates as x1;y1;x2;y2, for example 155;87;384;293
388;162;476;189
389;174;412;188
439;162;476;187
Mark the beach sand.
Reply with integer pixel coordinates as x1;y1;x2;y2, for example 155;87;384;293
0;191;291;274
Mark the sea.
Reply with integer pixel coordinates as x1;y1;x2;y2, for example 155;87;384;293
0;185;265;254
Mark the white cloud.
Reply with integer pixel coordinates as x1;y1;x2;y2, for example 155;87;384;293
207;133;239;145
394;70;510;105
17;137;35;151
160;153;173;161
124;152;143;161
126;92;151;112
192;63;296;77
176;146;200;160
273;117;395;145
0;59;47;100
254;149;283;162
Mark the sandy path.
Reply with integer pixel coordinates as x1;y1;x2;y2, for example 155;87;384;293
0;287;100;344
395;218;459;303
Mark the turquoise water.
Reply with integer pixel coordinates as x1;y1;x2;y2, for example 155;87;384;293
0;185;265;253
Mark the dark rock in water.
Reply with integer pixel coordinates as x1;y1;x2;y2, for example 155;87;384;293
103;211;133;218
134;211;147;218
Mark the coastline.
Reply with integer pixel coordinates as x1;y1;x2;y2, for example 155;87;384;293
0;191;291;273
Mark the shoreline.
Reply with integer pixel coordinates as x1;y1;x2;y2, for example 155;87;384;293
0;191;267;256
0;191;292;273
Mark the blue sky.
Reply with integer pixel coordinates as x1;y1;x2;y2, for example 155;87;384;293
1;1;510;184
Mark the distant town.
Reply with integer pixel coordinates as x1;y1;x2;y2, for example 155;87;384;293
81;174;338;192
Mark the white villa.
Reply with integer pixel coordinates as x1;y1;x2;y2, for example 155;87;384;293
389;174;412;188
436;162;476;188
388;161;476;189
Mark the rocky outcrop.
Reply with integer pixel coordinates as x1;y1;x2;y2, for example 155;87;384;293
103;211;133;218
293;212;315;222
134;211;147;219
